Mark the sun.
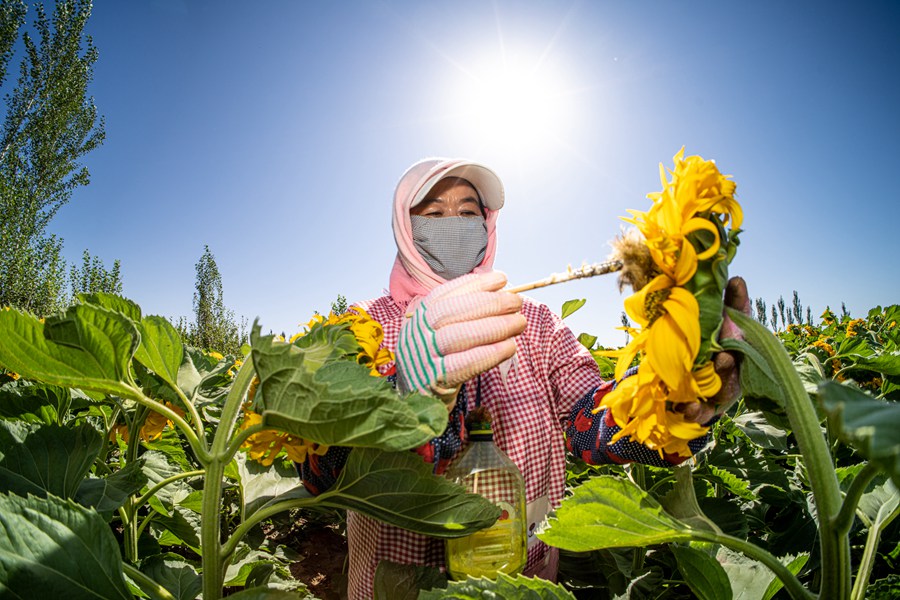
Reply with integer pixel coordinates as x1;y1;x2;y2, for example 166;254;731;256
436;39;581;163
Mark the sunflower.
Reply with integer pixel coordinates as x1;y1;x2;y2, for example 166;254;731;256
239;407;328;466
597;148;740;457
295;306;394;376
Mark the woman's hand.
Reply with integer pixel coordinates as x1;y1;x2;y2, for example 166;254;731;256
674;276;751;424
395;271;526;408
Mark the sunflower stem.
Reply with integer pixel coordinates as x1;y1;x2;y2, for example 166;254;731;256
200;355;255;600
727;308;850;599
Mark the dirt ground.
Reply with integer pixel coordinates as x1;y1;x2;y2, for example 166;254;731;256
287;521;349;600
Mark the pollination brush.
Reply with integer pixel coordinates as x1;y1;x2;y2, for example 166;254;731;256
505;259;623;294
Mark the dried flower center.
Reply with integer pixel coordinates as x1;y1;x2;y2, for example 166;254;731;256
644;288;671;326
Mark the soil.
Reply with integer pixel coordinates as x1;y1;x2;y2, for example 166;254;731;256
285;521;349;600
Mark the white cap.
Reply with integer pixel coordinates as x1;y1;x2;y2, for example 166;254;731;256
404;158;505;211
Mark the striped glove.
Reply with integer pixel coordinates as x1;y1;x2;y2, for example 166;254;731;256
396;271;526;408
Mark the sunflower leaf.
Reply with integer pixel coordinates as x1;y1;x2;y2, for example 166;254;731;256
672;544;732;600
0;492;132;600
818;380;900;488
0;304;138;398
0;420;102;499
316;448;500;537
418;572;576;599
251;324;447;450
537;475;693;551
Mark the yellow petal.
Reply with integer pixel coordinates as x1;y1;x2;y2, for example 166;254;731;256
683;217;721;260
646;318;694;390
663;288;701;358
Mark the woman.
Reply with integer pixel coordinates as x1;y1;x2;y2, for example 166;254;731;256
302;157;748;600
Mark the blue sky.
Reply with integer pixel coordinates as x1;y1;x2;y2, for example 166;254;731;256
32;0;900;345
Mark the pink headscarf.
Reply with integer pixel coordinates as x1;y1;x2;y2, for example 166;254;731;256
389;158;503;308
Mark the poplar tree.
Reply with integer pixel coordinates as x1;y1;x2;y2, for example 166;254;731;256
69;248;122;298
189;245;244;354
0;0;105;314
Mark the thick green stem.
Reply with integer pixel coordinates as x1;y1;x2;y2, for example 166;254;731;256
728;309;851;599
122;563;176;600
692;530;814;600
200;355;255;600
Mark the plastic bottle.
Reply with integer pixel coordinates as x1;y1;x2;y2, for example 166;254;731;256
445;407;527;580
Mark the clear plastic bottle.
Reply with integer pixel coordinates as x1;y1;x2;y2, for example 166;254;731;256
445;407;527;580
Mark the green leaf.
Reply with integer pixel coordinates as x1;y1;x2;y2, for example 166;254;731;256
139;553;201;600
561;299;586;319
706;465;755;501
716;546;778;600
374;561;446;600
857;478;900;528
224;545;293;587
141;451;196;511
732;412;788;451
315;448;500;537
251;326;447;450
225;588;301;600
0;379;67;424
419;572;576;599
75;459;148;519
854;350;900;377
0;420;101;498
720;337;784;405
0;304;139;397
0;492;131;599
134;315;184;394
576;332;597;350
152;506;202;552
234;451;303;520
76;292;142;322
659;464;721;535
243;561;307;594
537;475;692;551
761;554;808;600
818;380;900;488
672;544;732;600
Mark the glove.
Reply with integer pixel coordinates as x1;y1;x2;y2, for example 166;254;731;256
396;271;526;408
675;276;751;424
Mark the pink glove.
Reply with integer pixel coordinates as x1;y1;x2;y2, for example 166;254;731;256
396;271;526;406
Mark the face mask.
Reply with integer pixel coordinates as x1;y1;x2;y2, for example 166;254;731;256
411;215;488;280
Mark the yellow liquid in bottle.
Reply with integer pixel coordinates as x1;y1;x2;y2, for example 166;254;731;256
446;517;527;580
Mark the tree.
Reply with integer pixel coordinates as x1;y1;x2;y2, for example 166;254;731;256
0;0;105;314
69;248;121;298
187;245;245;354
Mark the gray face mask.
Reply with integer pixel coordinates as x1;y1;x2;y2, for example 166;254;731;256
411;215;488;280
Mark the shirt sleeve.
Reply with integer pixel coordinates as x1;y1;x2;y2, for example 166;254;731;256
297;374;468;495
562;368;713;467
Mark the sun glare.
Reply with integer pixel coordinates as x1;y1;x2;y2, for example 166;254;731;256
441;44;578;161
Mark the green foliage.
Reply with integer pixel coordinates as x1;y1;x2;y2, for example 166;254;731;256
0;492;132;600
419;572;577;599
251;324;448;449
181;245;246;355
69;249;123;300
0;292;499;598
0;0;106;316
560;298;585;319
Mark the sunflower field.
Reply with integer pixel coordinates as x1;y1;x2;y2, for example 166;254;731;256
1;151;898;600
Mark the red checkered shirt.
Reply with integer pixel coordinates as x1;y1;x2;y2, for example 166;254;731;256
344;294;601;599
